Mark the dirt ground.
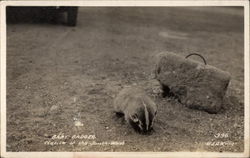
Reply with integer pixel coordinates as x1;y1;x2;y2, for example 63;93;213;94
6;7;244;152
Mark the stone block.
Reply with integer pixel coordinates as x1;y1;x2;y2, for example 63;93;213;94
155;52;231;113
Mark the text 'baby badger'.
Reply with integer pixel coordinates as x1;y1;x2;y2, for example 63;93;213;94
113;86;157;134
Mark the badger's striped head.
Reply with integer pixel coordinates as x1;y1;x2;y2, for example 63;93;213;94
128;99;157;134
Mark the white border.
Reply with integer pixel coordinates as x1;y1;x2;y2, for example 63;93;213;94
0;1;7;158
0;1;249;158
0;0;249;7
244;1;250;157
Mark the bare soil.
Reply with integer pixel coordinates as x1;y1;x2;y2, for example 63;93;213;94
6;7;244;152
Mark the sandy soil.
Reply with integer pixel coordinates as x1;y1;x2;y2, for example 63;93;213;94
6;7;244;152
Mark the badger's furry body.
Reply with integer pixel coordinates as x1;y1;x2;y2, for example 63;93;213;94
113;86;157;134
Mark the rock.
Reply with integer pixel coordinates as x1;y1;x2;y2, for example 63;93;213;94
155;52;231;113
49;105;59;112
74;120;84;127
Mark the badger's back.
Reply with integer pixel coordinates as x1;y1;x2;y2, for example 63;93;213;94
113;86;155;113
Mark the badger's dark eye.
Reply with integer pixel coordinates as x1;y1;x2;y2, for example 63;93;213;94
155;111;157;115
131;114;139;123
128;118;142;133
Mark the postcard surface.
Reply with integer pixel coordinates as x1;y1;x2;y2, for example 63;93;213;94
0;0;249;158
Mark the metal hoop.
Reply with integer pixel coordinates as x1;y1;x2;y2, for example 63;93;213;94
185;53;207;65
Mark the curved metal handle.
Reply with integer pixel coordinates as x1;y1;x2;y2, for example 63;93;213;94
185;53;207;65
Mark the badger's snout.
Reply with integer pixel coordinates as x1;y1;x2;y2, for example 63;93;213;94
127;107;156;135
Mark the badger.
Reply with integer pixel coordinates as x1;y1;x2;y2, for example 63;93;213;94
113;86;158;134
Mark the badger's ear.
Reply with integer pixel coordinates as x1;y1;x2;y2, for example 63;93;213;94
130;114;139;122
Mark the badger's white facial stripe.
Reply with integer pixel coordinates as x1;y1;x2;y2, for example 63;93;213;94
141;99;149;131
150;116;155;128
150;111;157;128
138;120;143;131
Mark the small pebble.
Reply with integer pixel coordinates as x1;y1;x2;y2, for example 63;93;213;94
49;105;58;112
73;97;77;102
132;83;137;86
75;121;84;127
